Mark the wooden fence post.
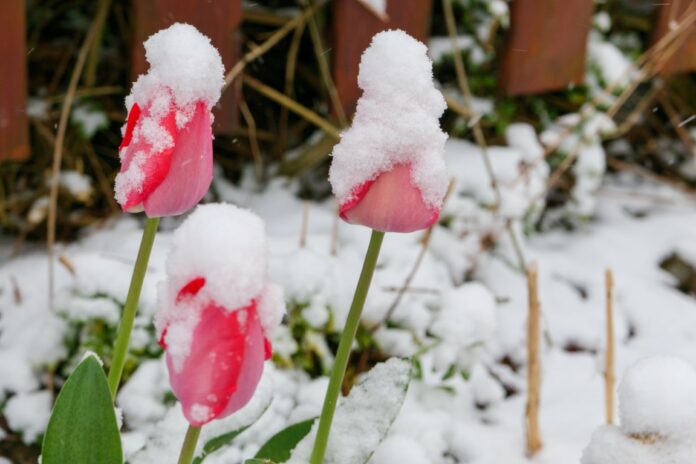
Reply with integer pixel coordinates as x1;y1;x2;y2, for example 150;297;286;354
331;0;434;115
0;0;29;161
131;0;242;134
651;0;696;75
499;0;594;96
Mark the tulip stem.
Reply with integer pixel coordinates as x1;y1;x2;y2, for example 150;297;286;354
177;425;202;464
309;230;385;464
106;216;160;399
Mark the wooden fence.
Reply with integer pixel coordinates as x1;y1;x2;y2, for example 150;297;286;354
2;0;695;161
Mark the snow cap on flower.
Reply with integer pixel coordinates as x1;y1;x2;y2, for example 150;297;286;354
618;356;696;438
114;23;224;217
329;29;448;233
155;203;285;426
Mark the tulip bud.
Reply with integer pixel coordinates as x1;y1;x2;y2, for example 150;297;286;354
329;30;449;233
114;23;224;217
155;204;285;426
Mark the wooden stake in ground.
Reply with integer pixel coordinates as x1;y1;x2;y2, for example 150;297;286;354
300;200;310;248
605;268;615;425
526;264;543;457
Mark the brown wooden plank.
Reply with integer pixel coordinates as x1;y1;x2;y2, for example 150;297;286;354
131;0;242;133
332;0;434;115
0;0;29;161
499;0;594;96
651;0;696;76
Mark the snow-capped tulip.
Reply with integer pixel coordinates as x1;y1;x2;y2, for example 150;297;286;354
329;30;449;233
114;23;224;217
155;204;285;426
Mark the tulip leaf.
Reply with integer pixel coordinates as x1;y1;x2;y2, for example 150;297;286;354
192;422;255;464
288;358;412;464
254;418;316;462
41;355;122;464
193;400;272;463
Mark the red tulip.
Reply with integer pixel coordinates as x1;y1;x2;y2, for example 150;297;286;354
115;99;213;217
155;203;284;426
159;278;272;426
114;23;224;217
339;164;440;233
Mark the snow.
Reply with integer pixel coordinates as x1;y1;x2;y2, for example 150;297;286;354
155;203;284;371
582;425;696;464
428;35;475;62
127;23;224;115
58;170;93;202
359;0;387;17
289;358;411;463
71;103;108;139
329;30;449;210
370;434;430;464
587;32;635;89
4;134;696;462
0;349;39;400
618;356;696;438
4;390;53;443
430;283;497;370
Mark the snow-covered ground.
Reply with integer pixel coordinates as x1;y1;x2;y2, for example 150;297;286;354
2;133;696;462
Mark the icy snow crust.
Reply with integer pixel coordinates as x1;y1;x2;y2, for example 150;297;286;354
329;30;449;209
114;23;224;206
155;204;284;371
582;356;696;464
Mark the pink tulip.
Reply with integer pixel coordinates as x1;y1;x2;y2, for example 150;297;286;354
114;23;224;217
328;30;449;233
339;164;440;233
155;203;284;426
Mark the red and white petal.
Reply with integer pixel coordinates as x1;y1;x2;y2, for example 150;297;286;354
340;164;439;233
115;105;177;212
143;102;213;217
166;302;266;426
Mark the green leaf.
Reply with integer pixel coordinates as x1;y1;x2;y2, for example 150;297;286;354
193;400;273;463
244;459;275;464
192;422;255;464
254;418;316;462
42;355;122;464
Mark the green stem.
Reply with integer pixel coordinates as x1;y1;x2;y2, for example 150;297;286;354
177;425;202;464
309;230;385;464
106;216;159;398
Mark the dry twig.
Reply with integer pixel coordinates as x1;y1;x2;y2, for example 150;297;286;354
526;264;543;457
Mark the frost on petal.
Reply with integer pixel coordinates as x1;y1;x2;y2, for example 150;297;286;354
329;30;448;215
114;105;177;211
143;102;213;217
340;164;439;233
155;204;274;371
166;303;266;426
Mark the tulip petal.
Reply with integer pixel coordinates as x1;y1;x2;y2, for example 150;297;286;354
167;302;265;426
119;103;141;152
340;164;439;233
143;102;213;217
116;106;177;212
